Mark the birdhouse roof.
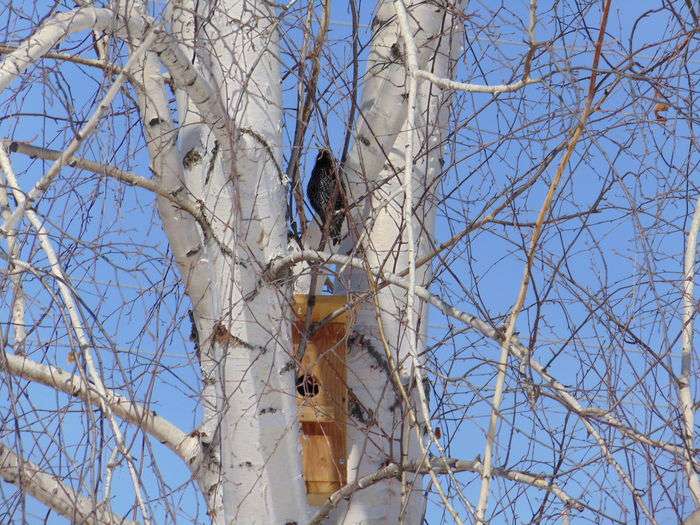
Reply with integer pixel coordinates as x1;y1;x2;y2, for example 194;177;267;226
293;294;351;324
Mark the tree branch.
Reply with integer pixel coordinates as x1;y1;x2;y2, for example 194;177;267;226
269;250;688;458
0;441;139;525
0;33;161;518
0;352;201;467
0;7;233;181
393;1;462;521
0;25;158;238
308;458;582;525
3;140;211;233
681;193;700;506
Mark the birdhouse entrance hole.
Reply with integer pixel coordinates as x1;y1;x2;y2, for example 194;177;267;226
293;294;351;506
296;373;321;398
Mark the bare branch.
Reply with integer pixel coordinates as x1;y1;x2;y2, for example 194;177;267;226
0;441;138;525
681;194;700;505
476;0;614;519
0;26;157;237
269;250;688;458
393;1;463;522
308;458;582;525
0;352;201;466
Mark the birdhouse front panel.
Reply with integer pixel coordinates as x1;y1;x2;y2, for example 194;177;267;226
292;295;350;505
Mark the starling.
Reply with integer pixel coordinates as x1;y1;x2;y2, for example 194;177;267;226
307;149;345;244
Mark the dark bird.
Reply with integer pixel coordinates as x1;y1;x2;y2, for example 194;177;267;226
307;149;345;244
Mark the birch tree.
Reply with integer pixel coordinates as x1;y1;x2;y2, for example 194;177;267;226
0;0;699;524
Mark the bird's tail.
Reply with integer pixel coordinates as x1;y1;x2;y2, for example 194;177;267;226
330;213;344;245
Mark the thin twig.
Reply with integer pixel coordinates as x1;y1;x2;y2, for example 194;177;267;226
469;3;655;521
681;193;700;505
394;1;465;522
308;458;582;525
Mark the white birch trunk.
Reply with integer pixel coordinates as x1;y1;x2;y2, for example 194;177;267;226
336;2;463;522
0;0;460;522
198;1;309;522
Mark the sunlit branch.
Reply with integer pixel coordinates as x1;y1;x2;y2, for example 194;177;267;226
0;124;159;520
0;350;201;463
3;140;241;266
393;1;463;522
309;458;583;525
681;193;700;505
0;7;232;185
0;441;139;525
269;250;688;458
0;26;157;241
0;156;25;355
0;43;130;77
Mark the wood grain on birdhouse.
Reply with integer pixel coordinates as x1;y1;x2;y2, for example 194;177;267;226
293;294;351;506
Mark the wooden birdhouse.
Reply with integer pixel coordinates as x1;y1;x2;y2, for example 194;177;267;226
292;294;351;506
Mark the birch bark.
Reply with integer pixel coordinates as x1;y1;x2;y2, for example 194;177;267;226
336;2;465;522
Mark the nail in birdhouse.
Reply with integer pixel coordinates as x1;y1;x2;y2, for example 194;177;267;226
293;294;350;506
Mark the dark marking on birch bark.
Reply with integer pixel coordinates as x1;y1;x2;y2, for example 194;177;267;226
348;332;390;375
183;148;202;169
205;141;219;184
391;42;403;61
357;134;371;146
348;388;375;425
188;309;200;362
